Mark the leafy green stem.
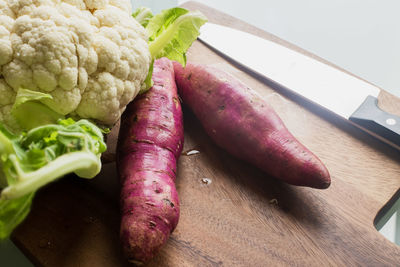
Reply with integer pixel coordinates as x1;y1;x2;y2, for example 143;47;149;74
132;6;153;27
0;131;14;156
149;12;199;58
0;192;35;239
2;151;100;200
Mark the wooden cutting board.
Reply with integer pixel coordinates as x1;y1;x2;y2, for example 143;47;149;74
12;2;400;266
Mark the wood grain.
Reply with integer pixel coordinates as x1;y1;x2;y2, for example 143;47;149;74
12;2;400;266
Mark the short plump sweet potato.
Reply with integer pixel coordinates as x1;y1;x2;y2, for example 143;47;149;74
117;58;184;264
173;61;330;189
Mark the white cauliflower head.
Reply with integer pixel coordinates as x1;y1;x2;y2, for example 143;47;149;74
0;0;151;126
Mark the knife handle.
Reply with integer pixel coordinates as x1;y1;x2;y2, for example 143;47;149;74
349;96;400;147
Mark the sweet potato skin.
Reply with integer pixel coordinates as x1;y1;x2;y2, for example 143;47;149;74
117;58;183;264
173;62;330;189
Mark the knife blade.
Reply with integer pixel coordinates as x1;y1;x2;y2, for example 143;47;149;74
198;23;400;150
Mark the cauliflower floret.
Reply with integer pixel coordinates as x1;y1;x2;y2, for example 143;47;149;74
0;79;15;106
5;7;79;92
0;0;151;126
83;0;108;10
0;1;15;66
0;79;19;130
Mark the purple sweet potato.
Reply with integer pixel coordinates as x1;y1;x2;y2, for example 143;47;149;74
117;58;184;264
173;61;330;189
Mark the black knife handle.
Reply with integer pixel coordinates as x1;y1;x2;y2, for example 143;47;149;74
349;95;400;147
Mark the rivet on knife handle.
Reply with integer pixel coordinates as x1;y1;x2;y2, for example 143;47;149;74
349;96;400;147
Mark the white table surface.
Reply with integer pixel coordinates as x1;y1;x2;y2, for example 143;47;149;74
133;0;400;97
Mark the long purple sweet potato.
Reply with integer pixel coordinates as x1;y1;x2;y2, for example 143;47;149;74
117;58;184;264
173;62;330;189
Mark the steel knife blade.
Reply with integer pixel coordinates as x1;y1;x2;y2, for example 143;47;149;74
198;23;400;150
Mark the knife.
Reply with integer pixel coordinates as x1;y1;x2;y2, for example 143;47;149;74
198;23;400;150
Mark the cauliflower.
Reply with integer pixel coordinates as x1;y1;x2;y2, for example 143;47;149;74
0;0;151;126
0;4;207;241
